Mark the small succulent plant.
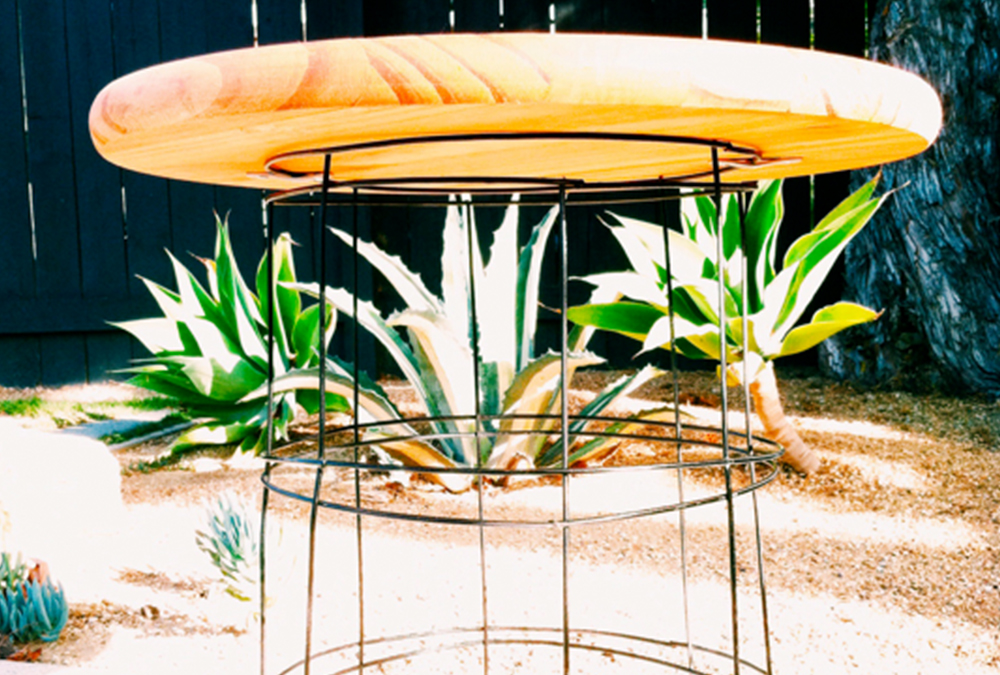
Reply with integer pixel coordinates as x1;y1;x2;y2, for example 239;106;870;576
195;495;259;602
0;553;68;644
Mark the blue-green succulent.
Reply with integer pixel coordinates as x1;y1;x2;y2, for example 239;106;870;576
0;553;68;644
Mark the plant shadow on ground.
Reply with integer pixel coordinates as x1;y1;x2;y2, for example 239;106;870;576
631;367;999;644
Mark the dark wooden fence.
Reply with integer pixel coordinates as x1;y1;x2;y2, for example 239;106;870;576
0;0;872;386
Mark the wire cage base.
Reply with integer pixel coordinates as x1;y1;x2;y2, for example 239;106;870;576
260;138;781;675
274;627;772;675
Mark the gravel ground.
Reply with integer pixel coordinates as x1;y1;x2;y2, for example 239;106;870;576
1;369;998;674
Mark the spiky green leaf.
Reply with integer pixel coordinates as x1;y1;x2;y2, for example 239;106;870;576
778;302;881;358
328;227;441;315
537;364;664;467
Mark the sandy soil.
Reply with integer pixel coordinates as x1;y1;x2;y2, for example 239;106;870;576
2;369;998;674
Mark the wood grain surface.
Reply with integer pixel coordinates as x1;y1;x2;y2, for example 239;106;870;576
89;33;942;191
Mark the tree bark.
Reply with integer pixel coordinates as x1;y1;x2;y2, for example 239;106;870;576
819;0;1000;397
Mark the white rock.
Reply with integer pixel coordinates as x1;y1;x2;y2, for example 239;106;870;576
188;457;224;473
0;418;125;597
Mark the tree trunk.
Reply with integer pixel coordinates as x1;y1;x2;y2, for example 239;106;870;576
750;363;821;474
819;0;1000;397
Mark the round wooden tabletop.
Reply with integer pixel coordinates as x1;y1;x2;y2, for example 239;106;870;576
89;33;941;192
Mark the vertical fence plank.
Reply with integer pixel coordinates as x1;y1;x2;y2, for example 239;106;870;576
307;0;364;39
657;0;707;36
0;0;33;300
67;0;133;379
0;338;41;388
67;0;125;300
0;0;39;384
363;0;450;35
153;0;261;283
40;334;88;384
760;0;809;47
262;0;375;373
611;0;703;34
257;0;313;290
258;0;304;43
20;0;81;300
86;332;135;382
556;0;704;33
20;0;88;383
706;0;757;41
454;0;500;31
554;0;604;30
304;0;364;346
814;0;867;58
204;0;254;51
550;0;702;360
503;0;549;30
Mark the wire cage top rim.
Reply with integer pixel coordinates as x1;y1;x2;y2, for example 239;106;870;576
261;132;771;203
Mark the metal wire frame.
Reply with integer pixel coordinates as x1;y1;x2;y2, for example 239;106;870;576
262;416;779;527
260;135;779;675
265;181;758;209
273;626;771;675
259;131;772;207
261;131;767;180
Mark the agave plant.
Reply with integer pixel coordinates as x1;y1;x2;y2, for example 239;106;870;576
195;494;259;602
568;176;891;474
265;202;668;492
114;214;345;456
0;553;67;644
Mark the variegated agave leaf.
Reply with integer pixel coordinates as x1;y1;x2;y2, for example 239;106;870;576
327;227;441;315
387;309;478;464
251;367;468;491
440;202;476;347
475;201;519;370
514;206;559;371
537;364;667;467
488;351;604;471
287;282;466;461
564;406;682;467
364;430;472;493
777;302;881;358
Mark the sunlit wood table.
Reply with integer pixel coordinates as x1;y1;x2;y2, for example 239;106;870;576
90;33;940;196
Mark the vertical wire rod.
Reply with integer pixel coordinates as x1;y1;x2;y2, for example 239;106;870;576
711;147;741;674
352;188;366;672
658;194;695;671
739;190;774;674
304;153;333;675
260;198;275;675
463;200;491;675
558;183;571;675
